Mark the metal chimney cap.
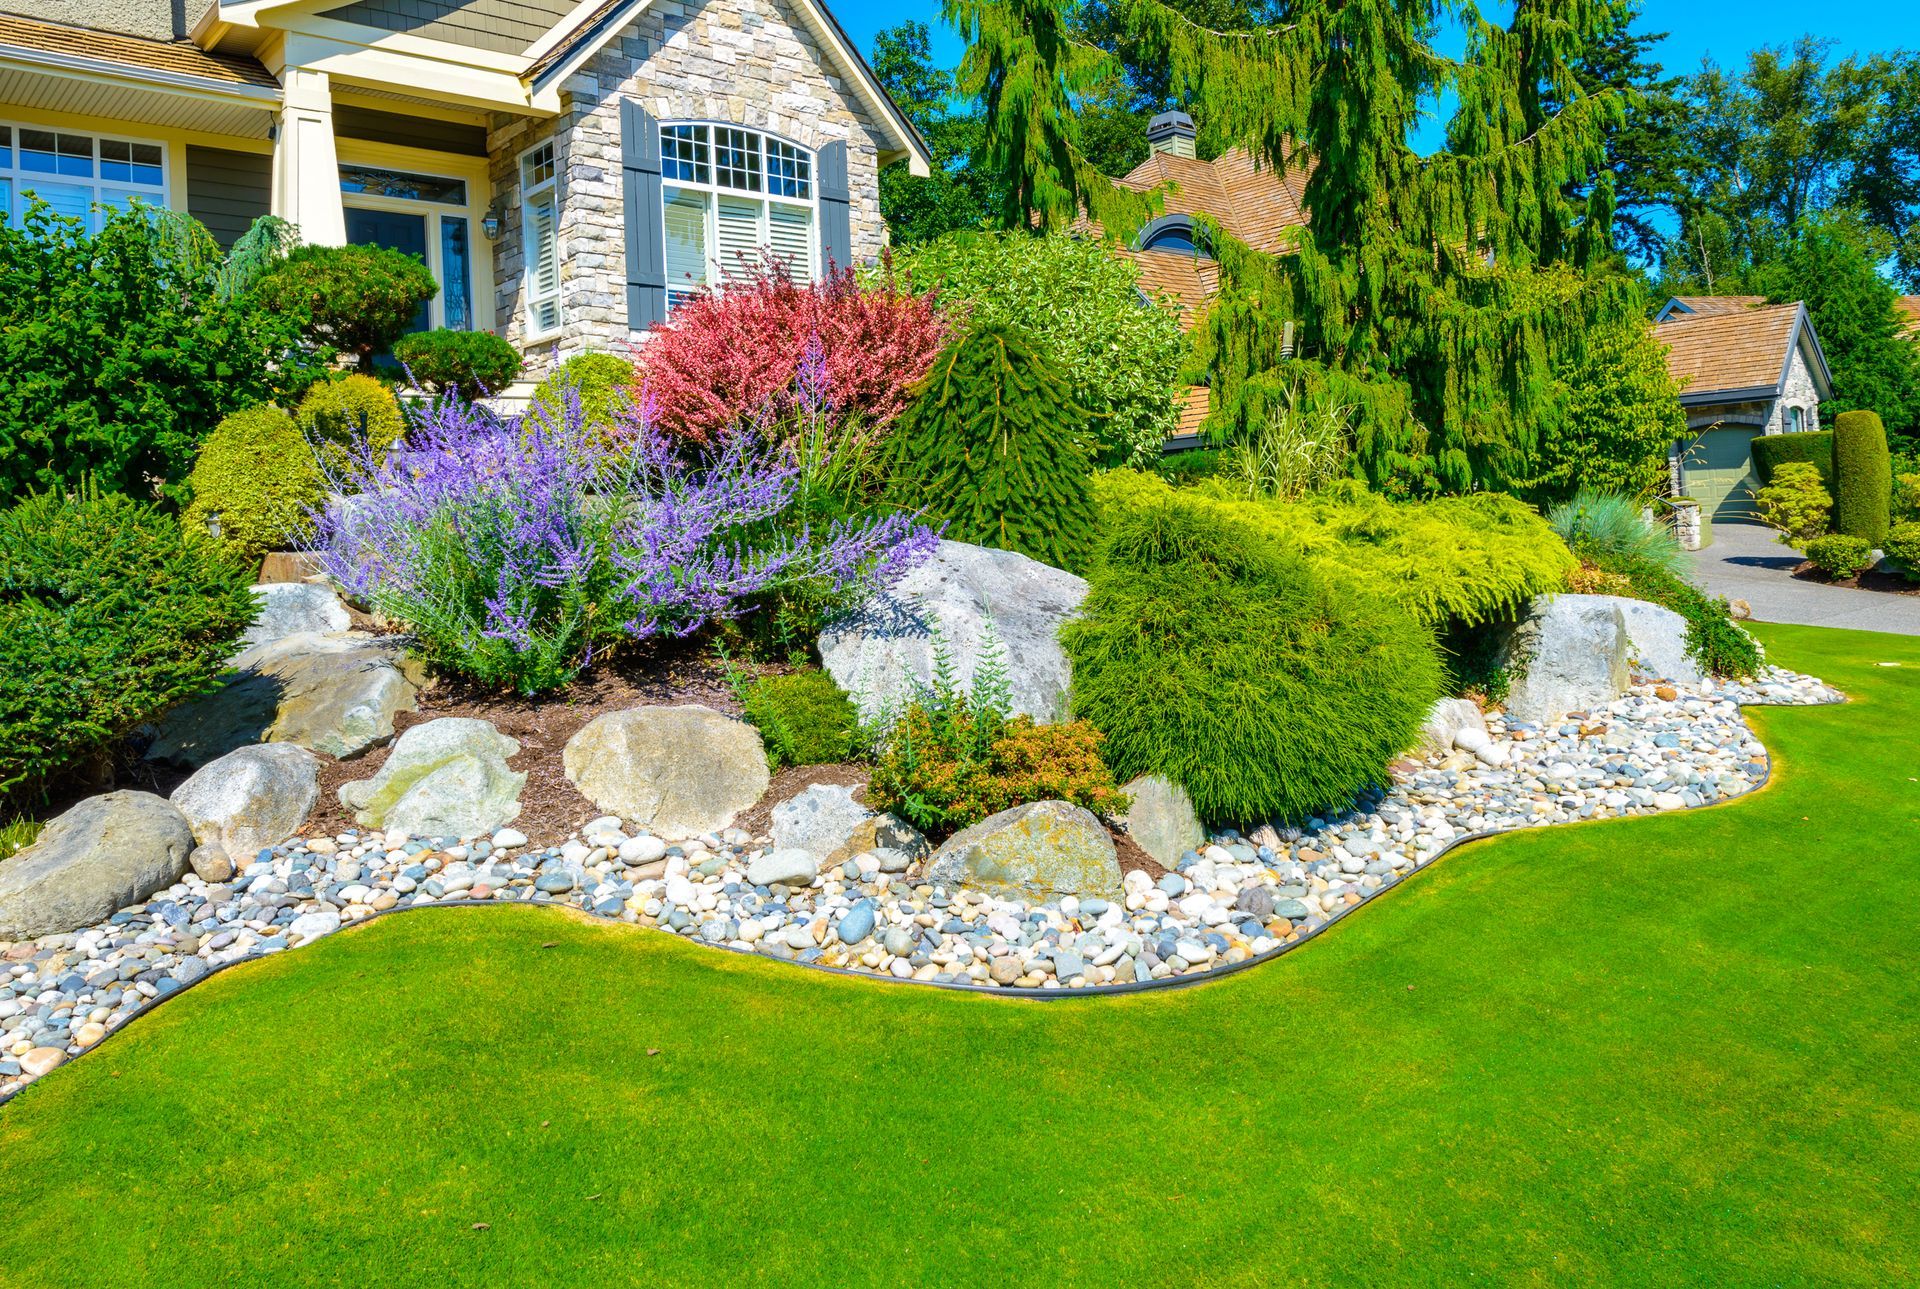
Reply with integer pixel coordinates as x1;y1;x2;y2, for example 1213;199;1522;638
1146;110;1196;136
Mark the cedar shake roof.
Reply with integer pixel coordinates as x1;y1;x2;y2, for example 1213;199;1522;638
1665;295;1766;318
1656;301;1811;402
1174;384;1211;438
0;12;277;89
1123;247;1219;323
1114;145;1311;256
1898;296;1920;338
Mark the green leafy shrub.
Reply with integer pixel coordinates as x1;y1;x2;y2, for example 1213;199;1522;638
1154;447;1227;484
182;405;326;561
0;487;255;797
889;231;1185;465
1547;490;1688;576
1535;319;1689;504
253;243;437;371
869;708;1128;836
1585;549;1762;678
1754;462;1832;546
1752;430;1835;489
1063;495;1442;823
1221;378;1353;500
740;670;862;769
1884;521;1920;581
886;320;1095;571
296;374;407;474
1832;410;1892;546
1093;470;1574;629
392;329;523;401
530;353;636;441
0;202;312;501
1804;533;1875;580
1894;472;1920;523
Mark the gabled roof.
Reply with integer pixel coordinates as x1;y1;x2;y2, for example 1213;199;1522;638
1653;295;1766;324
1656;300;1834;406
0;11;277;91
1114;145;1311;256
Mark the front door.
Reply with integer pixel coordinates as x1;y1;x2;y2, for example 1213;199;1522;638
345;207;431;335
1683;427;1763;523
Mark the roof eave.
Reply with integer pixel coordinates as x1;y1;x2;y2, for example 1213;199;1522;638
0;42;281;103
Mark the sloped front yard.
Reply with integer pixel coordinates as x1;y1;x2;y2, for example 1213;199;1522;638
0;622;1916;1287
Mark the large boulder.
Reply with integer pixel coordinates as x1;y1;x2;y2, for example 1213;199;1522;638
819;539;1087;725
338;718;524;840
770;784;871;859
1119;775;1205;867
0;792;194;940
1501;594;1630;725
1416;698;1488;757
1614;598;1705;685
562;705;768;836
925;800;1123;904
149;631;426;767
239;582;351;654
170;743;320;860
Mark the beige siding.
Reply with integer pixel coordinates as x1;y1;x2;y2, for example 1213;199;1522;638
320;0;575;55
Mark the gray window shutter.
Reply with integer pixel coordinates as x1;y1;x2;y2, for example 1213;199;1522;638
621;98;666;329
818;139;851;272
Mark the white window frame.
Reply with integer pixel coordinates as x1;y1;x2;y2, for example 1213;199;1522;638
337;163;475;332
0;120;168;232
519;139;563;340
658;121;819;311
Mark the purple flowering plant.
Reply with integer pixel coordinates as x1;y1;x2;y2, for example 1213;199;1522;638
312;365;936;695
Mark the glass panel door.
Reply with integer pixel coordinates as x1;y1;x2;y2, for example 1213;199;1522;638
345;206;431;335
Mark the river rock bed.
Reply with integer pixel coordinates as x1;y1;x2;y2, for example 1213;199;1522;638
0;665;1840;1099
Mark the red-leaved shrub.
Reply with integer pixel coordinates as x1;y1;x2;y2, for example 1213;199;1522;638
634;256;949;444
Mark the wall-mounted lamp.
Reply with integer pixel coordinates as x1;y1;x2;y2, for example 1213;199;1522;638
482;201;504;240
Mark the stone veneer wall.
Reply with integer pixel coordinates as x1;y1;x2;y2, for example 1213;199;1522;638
1767;342;1822;435
486;0;892;377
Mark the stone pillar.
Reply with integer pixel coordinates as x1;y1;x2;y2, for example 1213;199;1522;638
271;67;346;246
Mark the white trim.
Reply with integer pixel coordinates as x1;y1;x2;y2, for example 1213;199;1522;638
0;44;283;108
657;120;818;308
522;0;620;62
0;119;169;231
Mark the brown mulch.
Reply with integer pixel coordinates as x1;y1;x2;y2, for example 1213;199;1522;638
1791;562;1920;596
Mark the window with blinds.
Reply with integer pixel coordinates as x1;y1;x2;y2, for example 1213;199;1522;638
657;123;816;312
521;141;561;337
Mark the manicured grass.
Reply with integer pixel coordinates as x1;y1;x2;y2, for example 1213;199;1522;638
2;623;1917;1286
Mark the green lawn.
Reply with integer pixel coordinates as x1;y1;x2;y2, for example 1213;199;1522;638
2;623;1916;1287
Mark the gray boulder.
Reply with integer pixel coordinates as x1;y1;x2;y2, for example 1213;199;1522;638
770;784;871;859
0;792;194;940
746;848;819;887
338;718;524;840
819;539;1087;725
150;631;425;767
1417;698;1488;757
1614;597;1705;685
170;743;320;861
562;705;769;836
837;813;929;866
1120;775;1204;867
926;800;1123;904
239;582;350;654
1501;594;1630;724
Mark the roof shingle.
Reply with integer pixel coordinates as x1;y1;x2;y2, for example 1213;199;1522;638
1656;301;1804;401
0;13;277;89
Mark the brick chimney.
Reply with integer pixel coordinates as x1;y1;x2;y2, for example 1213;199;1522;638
1146;110;1196;159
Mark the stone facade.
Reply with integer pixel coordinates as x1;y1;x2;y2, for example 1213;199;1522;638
486;0;892;377
1769;342;1822;436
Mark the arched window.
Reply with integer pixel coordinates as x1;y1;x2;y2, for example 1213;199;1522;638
1135;214;1209;258
659;123;816;310
1786;405;1805;433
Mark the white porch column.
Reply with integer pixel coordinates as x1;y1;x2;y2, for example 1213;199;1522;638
271;67;346;246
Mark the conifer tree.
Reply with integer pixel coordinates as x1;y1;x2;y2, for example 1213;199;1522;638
886;320;1097;571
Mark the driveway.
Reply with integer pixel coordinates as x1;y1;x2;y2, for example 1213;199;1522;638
1689;520;1920;636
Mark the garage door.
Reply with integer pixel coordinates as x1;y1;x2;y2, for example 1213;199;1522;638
1681;427;1763;522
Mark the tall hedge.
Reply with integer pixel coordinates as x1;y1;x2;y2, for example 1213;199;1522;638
1751;430;1834;490
886;321;1096;571
1832;410;1892;546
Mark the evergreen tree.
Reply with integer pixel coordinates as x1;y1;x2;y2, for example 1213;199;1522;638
872;22;999;246
886;321;1097;571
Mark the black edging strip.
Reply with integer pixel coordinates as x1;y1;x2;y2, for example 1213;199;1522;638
0;690;1838;1108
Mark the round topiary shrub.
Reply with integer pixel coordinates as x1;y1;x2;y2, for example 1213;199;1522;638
296;373;407;475
253;242;438;371
1885;521;1920;582
1062;496;1443;823
392;328;523;401
885;320;1095;572
1805;533;1875;580
1832;409;1892;546
182;404;326;561
530;352;636;442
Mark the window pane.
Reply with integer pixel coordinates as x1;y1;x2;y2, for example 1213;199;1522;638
21;181;91;222
661;125;709;184
767;140;810;199
97;189;142;227
768;202;812;280
714;127;761;192
0;179;10;228
663;185;709;296
522;142;555;189
440;216;473;331
340;165;466;205
0;126;9;169
715;194;761;279
101;140;165;187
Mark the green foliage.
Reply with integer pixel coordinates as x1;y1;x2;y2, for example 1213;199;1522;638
889;231;1184;465
1093;470;1576;630
0;815;41;860
1804;533;1875;580
1884;521;1920;581
871;22;999;245
1535;320;1688;503
870;707;1129;835
1832;410;1892;546
254;243;437;371
1755;462;1833;547
1219;378;1352;501
0;487;255;798
0;201;312;501
392;330;523;401
1153;446;1228;484
886;320;1096;571
1585;547;1762;678
1064;494;1442;822
1752;430;1835;488
740;670;862;769
182;406;327;562
296;374;408;474
1547;490;1688;577
529;353;636;441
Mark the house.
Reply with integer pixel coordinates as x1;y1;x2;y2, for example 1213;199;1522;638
1652;296;1833;526
0;0;930;379
1898;296;1919;340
